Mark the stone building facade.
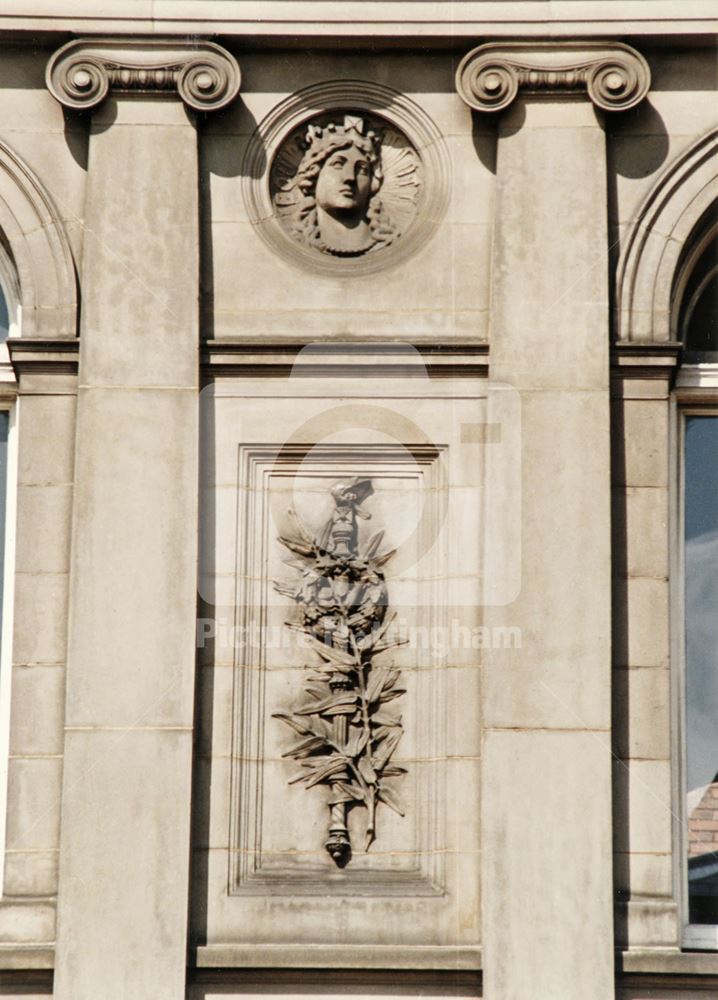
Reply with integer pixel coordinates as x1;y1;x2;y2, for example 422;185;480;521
0;3;715;999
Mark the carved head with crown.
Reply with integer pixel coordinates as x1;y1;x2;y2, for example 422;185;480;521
271;114;415;257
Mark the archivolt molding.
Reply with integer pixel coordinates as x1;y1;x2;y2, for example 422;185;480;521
456;41;650;114
615;127;718;343
46;38;241;113
0;139;76;339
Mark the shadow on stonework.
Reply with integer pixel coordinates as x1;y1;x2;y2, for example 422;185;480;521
609;99;669;179
188;391;218;951
61;108;89;171
203;103;264;179
610;393;632;950
472;115;497;175
187;968;483;997
198;102;262;339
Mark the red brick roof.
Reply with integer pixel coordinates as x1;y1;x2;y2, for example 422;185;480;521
689;781;718;858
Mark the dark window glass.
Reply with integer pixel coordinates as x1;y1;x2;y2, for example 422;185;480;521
0;289;7;343
685;415;718;924
683;229;718;363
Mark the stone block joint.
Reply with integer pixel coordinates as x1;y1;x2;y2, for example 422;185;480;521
456;41;650;113
46;38;241;113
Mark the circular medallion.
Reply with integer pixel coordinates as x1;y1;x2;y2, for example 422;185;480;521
242;82;450;276
270;112;423;259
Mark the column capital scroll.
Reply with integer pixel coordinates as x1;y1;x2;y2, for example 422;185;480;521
46;38;241;113
455;41;650;114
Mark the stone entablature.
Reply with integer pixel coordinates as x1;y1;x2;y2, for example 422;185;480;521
2;1;716;38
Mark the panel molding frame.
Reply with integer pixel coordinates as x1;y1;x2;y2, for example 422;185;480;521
229;442;449;897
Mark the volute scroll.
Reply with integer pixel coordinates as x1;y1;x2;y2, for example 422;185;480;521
46;38;241;113
456;41;650;114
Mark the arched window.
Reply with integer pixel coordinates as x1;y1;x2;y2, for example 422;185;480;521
0;240;17;894
612;128;718;958
677;205;718;945
0;235;19;378
677;205;718;364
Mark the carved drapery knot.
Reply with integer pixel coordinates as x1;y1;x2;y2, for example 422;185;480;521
456;42;650;113
46;39;241;113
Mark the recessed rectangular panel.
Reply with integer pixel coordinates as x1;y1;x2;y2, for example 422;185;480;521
232;446;445;894
195;379;484;958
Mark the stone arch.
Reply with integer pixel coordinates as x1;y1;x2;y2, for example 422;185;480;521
0;139;77;339
615;126;718;343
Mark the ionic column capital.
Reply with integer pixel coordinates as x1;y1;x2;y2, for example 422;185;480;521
455;41;650;114
46;38;241;113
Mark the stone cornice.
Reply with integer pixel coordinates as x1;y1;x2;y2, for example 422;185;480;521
46;38;241;113
200;341;490;379
609;342;681;399
2;3;717;39
455;41;650;113
610;340;682;377
7;337;79;376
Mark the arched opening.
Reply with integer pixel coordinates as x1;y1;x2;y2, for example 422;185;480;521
615;127;718;344
675;204;718;363
676;200;718;942
0;235;20;379
0;235;17;896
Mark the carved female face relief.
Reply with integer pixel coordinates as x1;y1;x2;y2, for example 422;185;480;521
315;147;373;215
271;114;423;259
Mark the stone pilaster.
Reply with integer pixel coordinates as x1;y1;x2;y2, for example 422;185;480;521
456;41;650;1000
46;39;240;1000
610;343;681;956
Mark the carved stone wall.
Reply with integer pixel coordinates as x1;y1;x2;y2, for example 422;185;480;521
0;15;715;1000
193;366;484;966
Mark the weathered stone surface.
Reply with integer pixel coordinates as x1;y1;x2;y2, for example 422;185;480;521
481;93;614;1000
2;849;58;898
613;758;673;857
5;758;62;852
54;729;194;998
0;25;712;999
483;731;614;998
52;81;202;1000
195;379;484;959
613;666;670;760
8;666;64;756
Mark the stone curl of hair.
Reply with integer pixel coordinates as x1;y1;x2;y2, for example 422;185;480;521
289;133;399;254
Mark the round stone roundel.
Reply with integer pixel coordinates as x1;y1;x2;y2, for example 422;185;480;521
269;112;423;260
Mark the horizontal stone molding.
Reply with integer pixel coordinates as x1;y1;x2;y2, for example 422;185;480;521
610;341;682;384
0;944;54;971
456;41;650;113
200;341;489;379
7;338;79;377
46;38;240;112
1;2;717;38
618;948;718;976
194;943;482;970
